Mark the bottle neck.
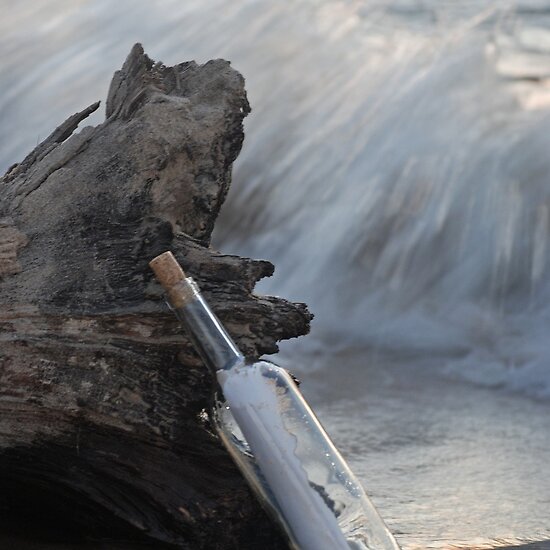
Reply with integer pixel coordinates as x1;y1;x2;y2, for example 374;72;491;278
168;278;244;373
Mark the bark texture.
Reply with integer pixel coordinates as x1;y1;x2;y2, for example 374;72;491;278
0;44;311;549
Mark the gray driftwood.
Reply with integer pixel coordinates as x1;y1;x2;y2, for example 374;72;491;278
0;44;311;549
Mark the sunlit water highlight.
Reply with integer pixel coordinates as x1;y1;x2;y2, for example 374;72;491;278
1;1;550;548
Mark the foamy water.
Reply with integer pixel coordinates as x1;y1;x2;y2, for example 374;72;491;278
2;1;550;548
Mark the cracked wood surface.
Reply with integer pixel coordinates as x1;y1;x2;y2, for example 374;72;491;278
0;44;310;549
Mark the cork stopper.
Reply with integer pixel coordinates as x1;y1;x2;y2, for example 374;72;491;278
149;251;186;290
149;251;199;308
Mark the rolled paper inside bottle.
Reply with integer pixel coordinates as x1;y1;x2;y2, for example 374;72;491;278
218;365;350;550
149;251;199;308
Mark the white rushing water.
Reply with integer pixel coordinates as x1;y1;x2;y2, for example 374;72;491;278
2;1;550;548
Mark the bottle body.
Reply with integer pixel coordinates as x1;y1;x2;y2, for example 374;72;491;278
149;252;400;550
212;360;400;550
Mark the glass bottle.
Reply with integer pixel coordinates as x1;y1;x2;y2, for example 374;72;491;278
149;251;400;550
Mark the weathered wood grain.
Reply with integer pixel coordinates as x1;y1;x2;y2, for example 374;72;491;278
0;43;310;549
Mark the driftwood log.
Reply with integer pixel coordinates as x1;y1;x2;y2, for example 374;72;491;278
0;44;311;549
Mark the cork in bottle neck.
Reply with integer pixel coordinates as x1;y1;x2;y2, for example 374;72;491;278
149;251;199;308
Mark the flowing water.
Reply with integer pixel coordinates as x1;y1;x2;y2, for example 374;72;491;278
2;1;550;548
